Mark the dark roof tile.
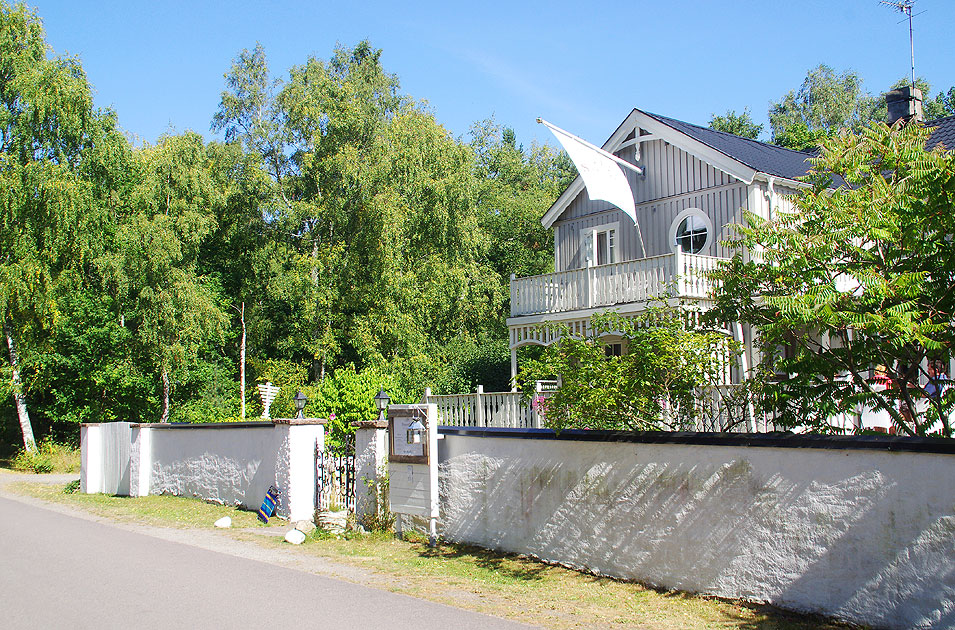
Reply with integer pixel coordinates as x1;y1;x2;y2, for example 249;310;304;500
643;111;817;180
926;115;955;151
642;111;955;182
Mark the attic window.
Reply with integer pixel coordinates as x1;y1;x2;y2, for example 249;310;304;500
669;208;713;255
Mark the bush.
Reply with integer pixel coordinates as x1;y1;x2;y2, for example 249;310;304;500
519;310;737;432
308;365;412;454
10;439;80;474
433;337;511;394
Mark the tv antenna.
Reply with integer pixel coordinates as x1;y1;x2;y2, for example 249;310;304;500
880;0;922;89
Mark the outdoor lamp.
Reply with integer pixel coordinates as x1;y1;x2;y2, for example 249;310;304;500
293;390;308;419
406;417;426;445
373;388;390;423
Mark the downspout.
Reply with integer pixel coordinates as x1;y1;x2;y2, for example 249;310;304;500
766;176;777;219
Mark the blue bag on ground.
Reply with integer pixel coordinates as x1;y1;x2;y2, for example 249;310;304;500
257;485;279;523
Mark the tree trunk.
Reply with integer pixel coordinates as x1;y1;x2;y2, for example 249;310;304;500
311;237;321;383
4;321;36;452
239;302;246;420
160;369;170;423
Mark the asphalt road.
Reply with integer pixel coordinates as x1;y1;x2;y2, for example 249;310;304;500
0;491;535;630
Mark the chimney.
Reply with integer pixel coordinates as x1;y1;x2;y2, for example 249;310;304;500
886;86;924;126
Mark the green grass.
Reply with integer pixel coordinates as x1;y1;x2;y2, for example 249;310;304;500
7;440;80;474
9;481;863;630
285;531;861;630
9;481;286;529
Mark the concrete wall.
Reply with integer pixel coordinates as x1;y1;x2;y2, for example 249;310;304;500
81;420;325;522
437;428;955;630
353;421;388;524
80;422;132;495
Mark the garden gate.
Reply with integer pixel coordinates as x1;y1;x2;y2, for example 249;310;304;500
316;436;356;512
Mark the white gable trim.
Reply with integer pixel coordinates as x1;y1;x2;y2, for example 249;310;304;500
542;109;763;229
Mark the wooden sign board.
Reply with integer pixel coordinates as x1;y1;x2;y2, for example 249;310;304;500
388;405;430;464
388;404;439;530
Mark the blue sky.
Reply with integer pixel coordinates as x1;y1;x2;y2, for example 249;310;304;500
27;0;954;150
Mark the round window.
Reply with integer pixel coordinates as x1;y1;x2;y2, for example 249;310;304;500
669;209;712;254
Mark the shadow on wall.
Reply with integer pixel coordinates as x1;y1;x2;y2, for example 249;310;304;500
437;440;955;630
149;430;276;511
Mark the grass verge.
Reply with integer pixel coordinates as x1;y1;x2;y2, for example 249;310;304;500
7;440;80;474
8;481;862;630
9;480;286;529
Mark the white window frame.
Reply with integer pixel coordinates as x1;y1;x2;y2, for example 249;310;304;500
669;208;713;255
580;221;620;267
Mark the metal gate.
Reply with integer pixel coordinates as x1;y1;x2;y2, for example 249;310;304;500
316;438;356;512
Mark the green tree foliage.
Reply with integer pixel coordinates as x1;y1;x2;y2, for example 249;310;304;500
924;86;955;119
306;364;412;454
708;108;763;139
709;121;955;436
30;290;155;426
769;65;878;151
432;337;512;395
0;3;116;449
212;43;532;391
102;132;228;423
518;311;735;432
768;67;954;151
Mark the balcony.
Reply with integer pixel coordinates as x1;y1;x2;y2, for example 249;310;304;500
509;252;722;318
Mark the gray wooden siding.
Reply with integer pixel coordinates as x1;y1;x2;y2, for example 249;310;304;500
773;184;799;217
561;140;735;222
553;139;749;271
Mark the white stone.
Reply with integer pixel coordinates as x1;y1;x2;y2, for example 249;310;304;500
293;520;316;534
317;509;348;534
284;529;306;545
214;516;232;528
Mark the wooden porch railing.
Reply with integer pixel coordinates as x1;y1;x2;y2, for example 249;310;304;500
423;382;556;428
510;252;723;317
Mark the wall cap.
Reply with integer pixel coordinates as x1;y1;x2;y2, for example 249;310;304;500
437;426;955;455
352;420;388;429
80;419;327;429
273;417;328;425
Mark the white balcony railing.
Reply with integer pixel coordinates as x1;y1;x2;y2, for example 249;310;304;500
422;384;555;429
510;252;723;318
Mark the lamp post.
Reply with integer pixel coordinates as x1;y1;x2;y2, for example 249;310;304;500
373;389;390;424
293;390;308;419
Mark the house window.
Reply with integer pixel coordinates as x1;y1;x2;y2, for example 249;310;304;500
604;342;623;358
669;208;713;255
596;228;616;265
581;222;619;267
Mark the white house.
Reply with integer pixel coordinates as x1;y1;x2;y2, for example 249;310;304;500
504;89;955;432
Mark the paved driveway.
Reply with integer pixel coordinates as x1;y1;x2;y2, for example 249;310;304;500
0;481;535;630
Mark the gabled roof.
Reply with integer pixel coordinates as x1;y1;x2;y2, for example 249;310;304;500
542;108;955;230
642;112;817;181
541;108;808;228
926;115;955;151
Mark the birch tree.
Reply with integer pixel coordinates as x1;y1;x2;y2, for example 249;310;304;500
105;133;227;422
0;4;107;449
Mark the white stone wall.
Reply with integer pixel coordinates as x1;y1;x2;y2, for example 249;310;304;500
438;433;955;630
354;423;388;524
147;424;322;521
81;421;324;522
79;424;101;494
80;422;132;495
